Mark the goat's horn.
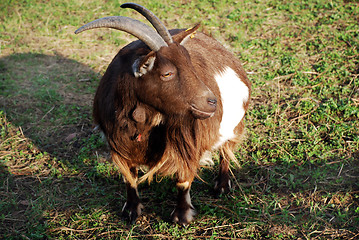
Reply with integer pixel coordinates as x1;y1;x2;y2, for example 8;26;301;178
121;2;173;44
75;16;168;52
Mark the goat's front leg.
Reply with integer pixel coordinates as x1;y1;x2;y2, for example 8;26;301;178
121;167;143;224
171;179;196;225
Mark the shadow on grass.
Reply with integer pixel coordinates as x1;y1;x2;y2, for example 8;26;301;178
1;53;358;239
0;52;199;238
0;52;129;238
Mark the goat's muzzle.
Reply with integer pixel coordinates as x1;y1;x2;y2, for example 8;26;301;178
190;90;217;120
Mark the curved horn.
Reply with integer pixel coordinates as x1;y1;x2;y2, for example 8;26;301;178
121;2;173;44
75;16;167;52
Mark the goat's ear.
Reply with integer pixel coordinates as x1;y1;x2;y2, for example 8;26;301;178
173;24;201;46
132;53;156;78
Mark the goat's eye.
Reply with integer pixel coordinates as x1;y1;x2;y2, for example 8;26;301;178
161;72;175;81
162;72;173;78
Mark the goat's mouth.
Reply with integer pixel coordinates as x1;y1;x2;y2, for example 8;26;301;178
190;104;215;120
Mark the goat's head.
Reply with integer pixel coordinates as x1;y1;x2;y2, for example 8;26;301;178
75;3;217;120
132;34;217;119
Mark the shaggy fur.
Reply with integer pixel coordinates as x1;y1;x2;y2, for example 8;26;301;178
78;5;251;225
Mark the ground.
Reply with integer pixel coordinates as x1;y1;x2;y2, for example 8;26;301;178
0;0;358;239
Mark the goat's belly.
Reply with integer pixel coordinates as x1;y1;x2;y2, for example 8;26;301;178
213;66;249;148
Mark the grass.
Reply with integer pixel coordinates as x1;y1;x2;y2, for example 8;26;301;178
1;0;358;239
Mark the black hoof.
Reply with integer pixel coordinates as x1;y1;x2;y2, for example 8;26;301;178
214;178;232;198
121;202;143;224
171;206;196;225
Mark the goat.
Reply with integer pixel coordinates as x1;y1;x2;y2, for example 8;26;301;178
75;2;251;225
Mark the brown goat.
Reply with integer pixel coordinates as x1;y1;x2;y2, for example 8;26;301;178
75;3;251;225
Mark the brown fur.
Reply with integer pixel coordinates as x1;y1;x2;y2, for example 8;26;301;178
92;26;251;223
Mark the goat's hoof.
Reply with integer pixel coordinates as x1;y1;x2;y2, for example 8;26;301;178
214;178;232;198
171;206;196;225
121;202;143;224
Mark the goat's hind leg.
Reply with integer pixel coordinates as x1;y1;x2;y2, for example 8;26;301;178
215;121;244;197
121;167;143;224
214;140;238;197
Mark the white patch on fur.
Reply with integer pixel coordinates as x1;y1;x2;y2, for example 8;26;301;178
185;190;192;206
199;151;214;166
151;112;164;126
177;181;190;190
214;67;249;148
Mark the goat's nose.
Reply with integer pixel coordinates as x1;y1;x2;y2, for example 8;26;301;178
190;89;217;119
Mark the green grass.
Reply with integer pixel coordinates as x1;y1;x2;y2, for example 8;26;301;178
1;0;358;239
